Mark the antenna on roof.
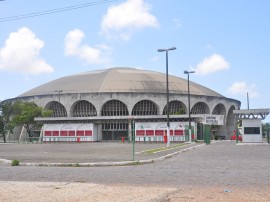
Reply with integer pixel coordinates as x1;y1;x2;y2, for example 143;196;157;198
247;92;249;110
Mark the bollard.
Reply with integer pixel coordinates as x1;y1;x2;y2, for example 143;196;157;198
122;136;125;143
267;133;269;144
163;134;167;143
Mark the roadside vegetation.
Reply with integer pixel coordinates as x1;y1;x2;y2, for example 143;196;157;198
143;143;188;154
0;100;52;143
11;159;20;166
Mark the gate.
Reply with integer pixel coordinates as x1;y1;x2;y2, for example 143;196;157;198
102;122;128;141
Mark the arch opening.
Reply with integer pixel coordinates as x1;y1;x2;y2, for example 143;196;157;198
191;102;210;114
163;100;187;115
132;100;158;116
101;100;129;141
72;100;97;117
45;101;67;117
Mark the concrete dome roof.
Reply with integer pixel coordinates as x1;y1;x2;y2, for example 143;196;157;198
19;67;224;98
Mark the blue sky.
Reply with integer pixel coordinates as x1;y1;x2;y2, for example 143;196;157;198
0;0;269;121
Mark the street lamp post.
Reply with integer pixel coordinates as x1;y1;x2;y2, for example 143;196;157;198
55;90;63;102
184;70;195;143
157;47;176;147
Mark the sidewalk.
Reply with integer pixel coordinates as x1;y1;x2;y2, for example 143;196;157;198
0;141;204;167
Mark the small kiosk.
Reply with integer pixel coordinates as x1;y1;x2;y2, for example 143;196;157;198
233;109;270;143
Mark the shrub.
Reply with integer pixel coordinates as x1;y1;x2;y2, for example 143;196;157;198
11;159;20;166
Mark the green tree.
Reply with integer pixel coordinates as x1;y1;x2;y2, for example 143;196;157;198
12;101;52;142
0;101;14;143
262;122;270;137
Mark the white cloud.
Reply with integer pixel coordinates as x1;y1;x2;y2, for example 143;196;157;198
65;29;110;64
0;27;54;75
195;53;229;75
100;0;159;40
227;81;259;98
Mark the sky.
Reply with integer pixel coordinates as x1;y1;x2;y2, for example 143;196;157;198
0;0;269;121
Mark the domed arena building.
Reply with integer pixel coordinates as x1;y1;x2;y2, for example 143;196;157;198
7;67;240;142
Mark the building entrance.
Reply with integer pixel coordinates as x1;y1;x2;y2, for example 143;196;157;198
102;122;128;141
102;130;128;141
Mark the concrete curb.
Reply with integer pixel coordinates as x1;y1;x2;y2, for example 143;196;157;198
10;143;206;167
0;158;12;165
237;142;269;146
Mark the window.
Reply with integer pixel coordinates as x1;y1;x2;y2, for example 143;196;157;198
244;127;260;134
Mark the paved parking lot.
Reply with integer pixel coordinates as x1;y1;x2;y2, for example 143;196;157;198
0;141;269;188
0;141;195;163
0;141;270;201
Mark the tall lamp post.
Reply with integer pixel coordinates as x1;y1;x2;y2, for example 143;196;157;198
184;70;195;143
157;47;176;147
55;90;63;102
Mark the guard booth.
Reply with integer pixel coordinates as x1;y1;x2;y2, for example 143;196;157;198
233;109;270;143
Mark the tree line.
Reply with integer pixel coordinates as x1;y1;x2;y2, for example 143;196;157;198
0;101;52;143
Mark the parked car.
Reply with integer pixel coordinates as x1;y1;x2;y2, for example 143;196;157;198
230;135;242;141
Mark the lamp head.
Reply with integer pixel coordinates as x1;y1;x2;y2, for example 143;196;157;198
157;47;176;52
184;70;195;74
168;47;176;51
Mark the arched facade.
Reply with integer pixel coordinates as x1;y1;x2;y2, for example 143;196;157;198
5;67;241;141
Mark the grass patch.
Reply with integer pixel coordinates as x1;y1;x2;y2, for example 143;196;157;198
144;143;187;154
73;163;80;167
11;159;20;166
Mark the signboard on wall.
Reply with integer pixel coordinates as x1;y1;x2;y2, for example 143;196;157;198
201;115;224;125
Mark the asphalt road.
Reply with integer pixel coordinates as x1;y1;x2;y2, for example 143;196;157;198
0;141;269;190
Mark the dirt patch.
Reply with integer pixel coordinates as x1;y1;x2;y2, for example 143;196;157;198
0;181;175;202
159;186;270;202
0;182;269;202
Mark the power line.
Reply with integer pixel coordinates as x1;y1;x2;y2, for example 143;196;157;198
0;0;119;23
